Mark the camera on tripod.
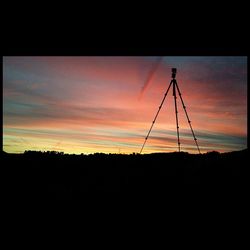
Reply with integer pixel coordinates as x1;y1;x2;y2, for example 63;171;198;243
172;68;177;79
140;67;200;154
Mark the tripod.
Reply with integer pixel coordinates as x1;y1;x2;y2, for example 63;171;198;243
140;68;201;154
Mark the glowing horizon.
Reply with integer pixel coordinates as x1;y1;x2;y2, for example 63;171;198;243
3;56;247;154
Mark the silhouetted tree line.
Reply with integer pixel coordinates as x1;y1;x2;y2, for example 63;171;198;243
23;149;222;157
24;150;65;155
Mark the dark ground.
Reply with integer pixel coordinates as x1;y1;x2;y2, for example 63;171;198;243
2;149;248;200
2;149;248;247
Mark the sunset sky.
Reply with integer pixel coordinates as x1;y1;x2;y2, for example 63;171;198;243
3;56;247;154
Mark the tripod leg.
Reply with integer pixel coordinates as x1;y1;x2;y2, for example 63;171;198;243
175;81;201;154
173;81;181;152
140;80;173;154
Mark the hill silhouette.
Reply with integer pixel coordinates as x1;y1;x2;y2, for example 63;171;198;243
2;149;247;200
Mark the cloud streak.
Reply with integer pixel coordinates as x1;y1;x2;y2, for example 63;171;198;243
138;57;164;100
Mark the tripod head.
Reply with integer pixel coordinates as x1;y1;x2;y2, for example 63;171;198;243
172;68;177;79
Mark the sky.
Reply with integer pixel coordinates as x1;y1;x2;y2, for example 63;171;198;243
3;56;247;154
